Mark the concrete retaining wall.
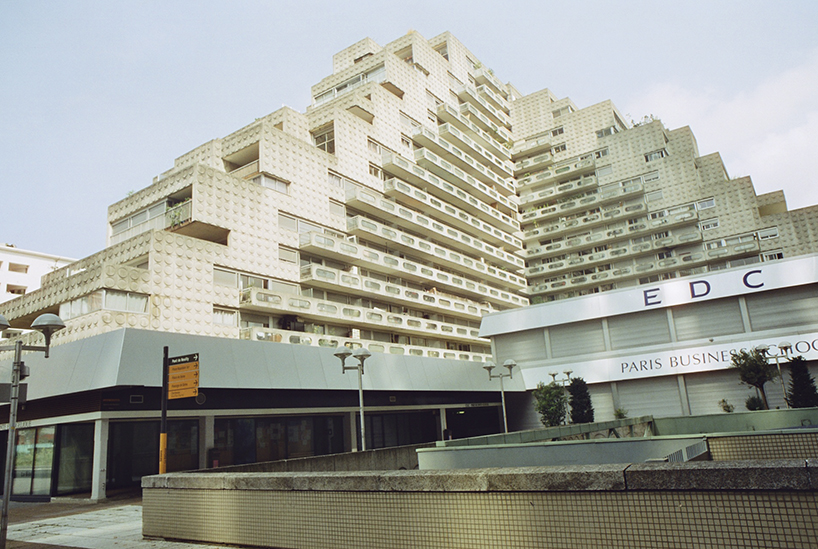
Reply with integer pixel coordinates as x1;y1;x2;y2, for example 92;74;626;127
143;461;818;548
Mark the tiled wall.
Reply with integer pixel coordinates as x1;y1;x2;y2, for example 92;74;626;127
709;432;818;461
143;463;818;549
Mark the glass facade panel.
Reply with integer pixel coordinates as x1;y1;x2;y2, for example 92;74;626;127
55;423;94;495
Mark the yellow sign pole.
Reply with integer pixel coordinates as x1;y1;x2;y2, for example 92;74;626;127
159;346;168;474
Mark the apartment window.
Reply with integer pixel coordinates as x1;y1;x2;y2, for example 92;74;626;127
8;263;29;274
6;285;26;295
657;250;674;260
700;218;720;231
369;163;384;180
279;213;297;232
596;126;617;138
757;227;779;240
594;148;609;159
552;106;572;118
762;250;784;261
646;190;664;202
279;247;298;264
705;240;725;250
643;171;660;182
329;200;345;217
434;43;448;60
313;125;335;154
551;127;564;137
697;198;715;210
213;308;237;327
400;112;421;131
426;110;438;125
214;267;238;287
253;174;289;195
59;291;104;320
645;149;668;162
240;274;267;290
400;135;412;149
105;290;148;313
552;144;566;154
367;138;382;154
328;171;343;188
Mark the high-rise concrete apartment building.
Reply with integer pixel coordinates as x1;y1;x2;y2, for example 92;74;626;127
4;31;815;352
1;31;817;498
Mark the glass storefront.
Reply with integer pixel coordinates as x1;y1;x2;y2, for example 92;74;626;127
12;426;55;497
55;423;95;495
214;415;344;467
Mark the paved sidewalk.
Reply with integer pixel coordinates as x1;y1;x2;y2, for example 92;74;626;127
6;496;229;549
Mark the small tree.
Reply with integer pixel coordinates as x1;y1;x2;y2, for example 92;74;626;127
566;377;594;424
786;356;818;408
730;349;779;410
532;381;566;427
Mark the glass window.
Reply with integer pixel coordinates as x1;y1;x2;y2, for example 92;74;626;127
213;308;237;326
279;213;297;232
214;268;238;287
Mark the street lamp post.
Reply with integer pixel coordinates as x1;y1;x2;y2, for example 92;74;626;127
755;342;793;408
483;359;516;433
334;346;371;452
0;312;65;549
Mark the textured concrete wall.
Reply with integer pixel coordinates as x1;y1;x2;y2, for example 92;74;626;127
143;461;818;548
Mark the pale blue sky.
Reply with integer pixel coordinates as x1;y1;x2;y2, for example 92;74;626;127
2;1;817;259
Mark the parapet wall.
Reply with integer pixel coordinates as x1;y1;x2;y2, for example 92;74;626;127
143;460;818;548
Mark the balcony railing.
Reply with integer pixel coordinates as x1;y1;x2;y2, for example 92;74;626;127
417;124;514;182
382;152;519;234
240;326;490;362
519;176;598;208
436;103;511;158
525;231;704;278
514;152;552;176
457;102;513;143
240;286;487;344
344;216;526;290
525;211;700;260
383;177;522;251
523;203;647;243
511;136;552;159
517;158;597;189
298;231;528;308
345;186;524;271
110;200;193;246
520;183;644;227
411;130;514;190
473;67;508;99
526;240;760;297
475;84;510;114
456;85;511;128
294;265;496;321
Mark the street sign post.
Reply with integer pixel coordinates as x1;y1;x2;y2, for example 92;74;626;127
160;350;199;474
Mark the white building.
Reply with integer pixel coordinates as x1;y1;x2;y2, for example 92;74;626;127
1;31;817;499
0;244;74;304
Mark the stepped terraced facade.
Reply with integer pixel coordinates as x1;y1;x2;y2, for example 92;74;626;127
1;31;817;498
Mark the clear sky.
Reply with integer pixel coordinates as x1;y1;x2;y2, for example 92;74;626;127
2;0;817;260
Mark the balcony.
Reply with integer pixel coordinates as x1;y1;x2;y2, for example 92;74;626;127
296;265;488;321
422;124;515;182
383;178;522;251
411;128;513;188
411;149;517;216
345;216;525;290
382;152;519;232
457;103;513;143
344;187;524;271
526;241;759;298
519;176;598;209
110;200;194;246
473;68;508;99
517;158;598;190
514;152;552;176
525;211;701;260
456;85;511;128
523;203;647;243
520;183;644;227
240;326;491;362
298;232;529;308
475;84;510;114
436;103;511;158
511;136;552;159
240;286;487;345
526;231;704;278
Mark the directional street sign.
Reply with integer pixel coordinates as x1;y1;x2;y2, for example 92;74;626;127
167;353;199;400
